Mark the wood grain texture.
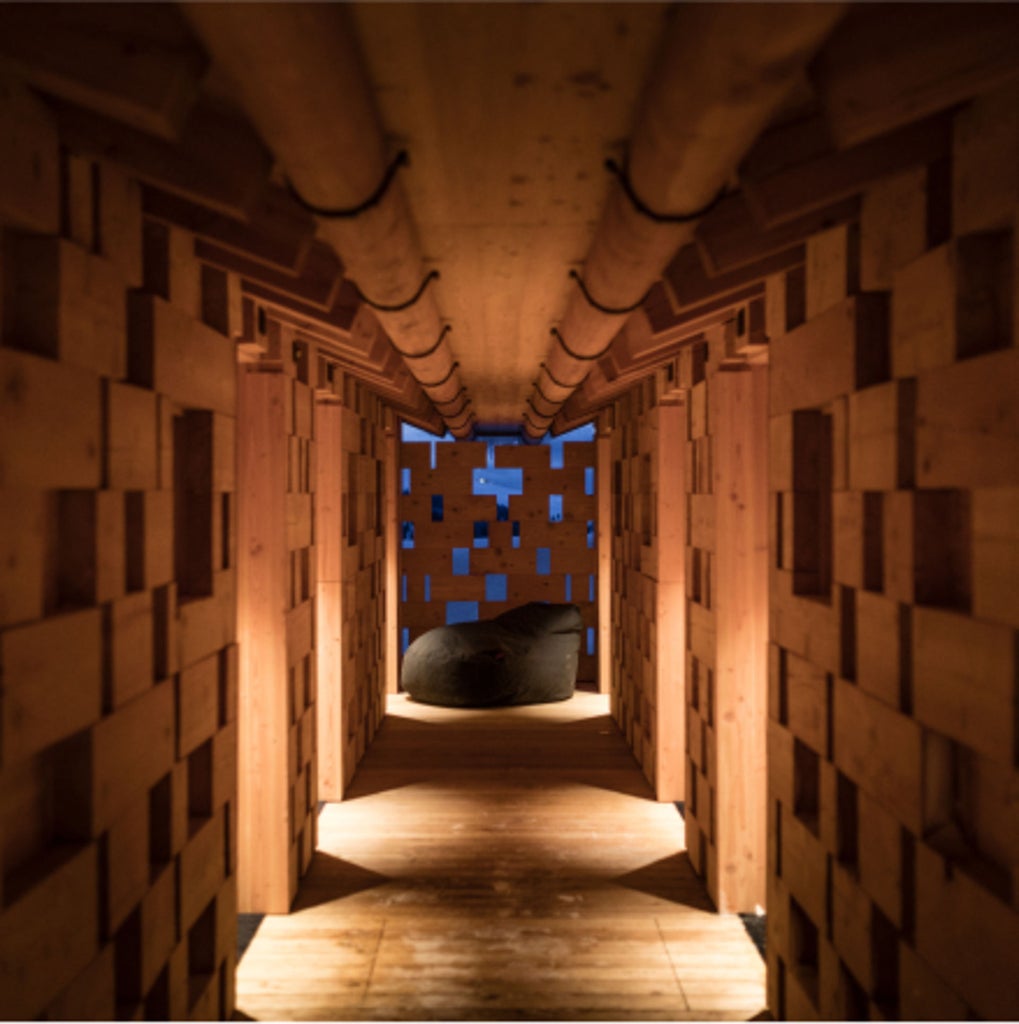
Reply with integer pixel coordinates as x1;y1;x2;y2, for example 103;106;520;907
236;692;765;1021
236;368;292;912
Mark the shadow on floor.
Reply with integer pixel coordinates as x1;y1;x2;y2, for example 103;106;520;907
344;707;653;802
613;852;716;911
290;851;391;912
236;914;264;962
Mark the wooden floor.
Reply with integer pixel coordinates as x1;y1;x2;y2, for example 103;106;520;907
236;693;766;1021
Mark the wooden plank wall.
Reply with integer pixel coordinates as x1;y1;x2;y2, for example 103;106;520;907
337;379;389;789
677;344;770;915
0;105;238;1018
235;358;317;914
610;353;767;904
614;380;667;786
766;80;1019;1020
398;440;598;683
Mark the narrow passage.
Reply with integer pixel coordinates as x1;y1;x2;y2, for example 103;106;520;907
236;692;765;1020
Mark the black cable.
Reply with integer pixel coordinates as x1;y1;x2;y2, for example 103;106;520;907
446;407;475;431
440;396;471;421
605;157;726;224
551;326;611;363
285;150;410;219
522;411;549;436
539;360;575;390
391;322;450;362
432;385;467;409
527;395;556;420
356;269;439;313
417;360;460;390
569;269;650;315
533;378;560;406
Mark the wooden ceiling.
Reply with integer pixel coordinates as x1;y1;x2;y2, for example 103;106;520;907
349;3;670;427
2;3;1018;435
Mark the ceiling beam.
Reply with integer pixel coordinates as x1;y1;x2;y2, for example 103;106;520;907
521;3;847;436
50;95;272;220
184;3;477;437
812;3;1019;148
0;3;206;139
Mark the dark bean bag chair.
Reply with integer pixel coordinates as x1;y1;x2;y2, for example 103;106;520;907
401;602;583;707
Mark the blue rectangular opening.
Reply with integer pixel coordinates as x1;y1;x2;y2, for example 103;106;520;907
446;601;479;625
401;467;411;494
473;521;489;548
550;440;564;468
564;575;572;602
549;494;563;522
589;574;595;602
587;520;595;548
536;547;551;575
512;521;521;549
473;466;522;522
401;522;414;549
472;467;523;496
401;628;410;654
424;575;431;603
585;466;595;495
431;494;444;522
587;627;595;655
485;574;507;602
401;574;407;602
452;548;470;575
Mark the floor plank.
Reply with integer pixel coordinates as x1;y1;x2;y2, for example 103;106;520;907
236;692;766;1020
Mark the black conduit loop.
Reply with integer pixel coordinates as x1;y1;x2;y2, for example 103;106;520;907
551;326;612;363
524;400;554;423
532;378;559;407
569;269;650;316
447;408;475;431
418;360;460;390
522;411;549;437
527;395;556;420
432;385;467;409
605;157;727;224
286;150;410;219
356;269;439;314
391;322;450;362
440;397;471;421
440;394;471;420
539;361;574;390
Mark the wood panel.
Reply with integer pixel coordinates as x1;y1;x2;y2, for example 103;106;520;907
315;400;345;799
711;365;768;913
0;141;236;1019
236;369;292;913
765;92;1019;1020
398;437;598;684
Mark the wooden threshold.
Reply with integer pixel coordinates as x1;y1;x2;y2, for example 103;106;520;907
236;692;766;1021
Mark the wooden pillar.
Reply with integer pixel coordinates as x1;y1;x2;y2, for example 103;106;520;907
712;364;769;912
236;366;291;912
654;399;687;801
384;419;399;694
315;398;344;799
596;424;612;694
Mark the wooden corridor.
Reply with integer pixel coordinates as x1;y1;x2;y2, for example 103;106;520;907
235;693;766;1020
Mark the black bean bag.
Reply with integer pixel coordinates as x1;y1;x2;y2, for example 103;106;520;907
401;602;583;707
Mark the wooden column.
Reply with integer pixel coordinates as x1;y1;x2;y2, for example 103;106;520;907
236;366;291;912
315;398;344;799
384;420;399;694
712;364;769;912
654;399;687;801
597;426;612;694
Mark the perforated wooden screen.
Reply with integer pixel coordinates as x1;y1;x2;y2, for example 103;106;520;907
398;438;598;685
